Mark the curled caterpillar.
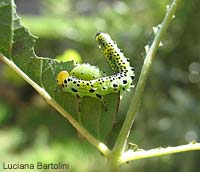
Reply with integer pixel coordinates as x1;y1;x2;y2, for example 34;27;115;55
56;32;135;100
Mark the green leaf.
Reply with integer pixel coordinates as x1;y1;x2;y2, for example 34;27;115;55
0;0;13;57
0;0;119;141
80;94;120;141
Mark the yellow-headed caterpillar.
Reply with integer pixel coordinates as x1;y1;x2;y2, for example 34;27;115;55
56;32;135;101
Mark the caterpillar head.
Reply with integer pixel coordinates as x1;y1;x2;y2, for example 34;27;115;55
56;71;69;86
95;32;111;49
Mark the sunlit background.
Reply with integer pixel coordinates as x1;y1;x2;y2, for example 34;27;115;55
0;0;200;171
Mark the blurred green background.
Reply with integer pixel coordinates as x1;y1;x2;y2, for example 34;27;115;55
0;0;200;171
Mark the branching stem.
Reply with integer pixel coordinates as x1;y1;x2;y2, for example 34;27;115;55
106;0;181;171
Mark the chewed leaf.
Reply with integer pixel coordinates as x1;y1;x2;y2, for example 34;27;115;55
0;0;119;141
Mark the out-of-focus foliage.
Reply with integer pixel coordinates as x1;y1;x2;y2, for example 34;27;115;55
2;66;26;86
0;0;199;172
56;49;82;63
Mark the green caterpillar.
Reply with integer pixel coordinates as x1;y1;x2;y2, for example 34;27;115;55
70;63;106;80
56;32;135;100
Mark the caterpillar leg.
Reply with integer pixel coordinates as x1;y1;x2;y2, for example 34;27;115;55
96;95;107;111
76;95;82;112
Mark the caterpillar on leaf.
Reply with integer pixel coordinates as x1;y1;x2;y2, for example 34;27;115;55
56;32;135;101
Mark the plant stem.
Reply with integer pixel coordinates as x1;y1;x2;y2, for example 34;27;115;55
0;53;111;157
106;0;181;171
120;142;200;163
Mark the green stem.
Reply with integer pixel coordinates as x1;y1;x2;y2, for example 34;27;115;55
106;0;181;171
0;53;111;158
120;142;200;163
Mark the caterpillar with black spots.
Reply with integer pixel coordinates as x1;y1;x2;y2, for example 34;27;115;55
56;32;135;101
